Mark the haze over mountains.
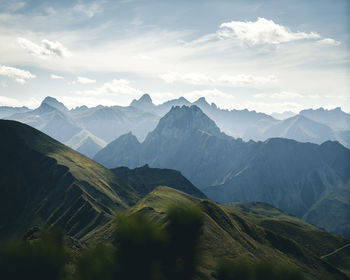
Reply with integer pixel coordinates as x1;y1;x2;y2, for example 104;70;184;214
2;94;349;160
1;119;349;279
95;105;350;237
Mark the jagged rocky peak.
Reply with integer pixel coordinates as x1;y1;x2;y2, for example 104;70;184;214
41;96;68;112
130;93;153;106
154;105;221;136
194;97;210;107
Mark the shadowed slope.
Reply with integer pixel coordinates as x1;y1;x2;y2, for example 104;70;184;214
111;164;207;199
0;120;138;240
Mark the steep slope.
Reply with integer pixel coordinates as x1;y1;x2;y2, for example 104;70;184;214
94;132;142;168
204;139;350;217
0;120;138;240
88;186;350;280
98;105;350;236
304;182;350;237
65;129;107;158
111;164;206;198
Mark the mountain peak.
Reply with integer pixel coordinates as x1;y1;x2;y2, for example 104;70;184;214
194;97;209;106
41;96;68;112
130;93;153;107
139;93;152;103
152;105;221;137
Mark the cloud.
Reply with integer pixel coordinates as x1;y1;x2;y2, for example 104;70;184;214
73;1;104;18
77;76;96;84
17;37;71;59
0;65;36;84
217;17;320;46
159;72;277;87
75;79;141;96
317;38;341;46
51;74;64;79
254;91;303;100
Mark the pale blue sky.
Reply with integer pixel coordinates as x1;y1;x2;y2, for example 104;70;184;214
0;0;349;113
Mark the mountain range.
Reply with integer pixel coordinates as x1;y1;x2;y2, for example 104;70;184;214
0;119;349;279
94;105;350;237
2;94;349;159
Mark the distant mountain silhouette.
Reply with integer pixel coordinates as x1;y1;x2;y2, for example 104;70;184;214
300;107;350;130
0;106;29;118
2;95;350;158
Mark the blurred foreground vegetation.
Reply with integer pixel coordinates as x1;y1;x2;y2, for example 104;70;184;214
0;205;304;280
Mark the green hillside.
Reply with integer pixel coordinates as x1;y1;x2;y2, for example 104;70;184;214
86;186;350;279
0;120;139;240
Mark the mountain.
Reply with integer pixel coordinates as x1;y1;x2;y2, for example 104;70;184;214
300;107;350;130
7;102;82;143
130;95;277;138
111;164;206;198
4;96;160;151
71;105;160;142
0;120;138;240
271;111;297;120
97;105;350;236
304;182;350;237
0;120;208;240
2;119;350;279
0;106;30;118
65;129;107;158
244;114;350;148
130;93;156;112
88;186;350;279
245;115;335;143
41;96;68;112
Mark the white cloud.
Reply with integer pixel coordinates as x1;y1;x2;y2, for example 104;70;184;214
317;38;341;46
77;76;96;84
75;79;141;96
17;37;71;59
218;17;320;46
0;65;36;84
73;1;103;18
160;72;277;88
51;74;64;79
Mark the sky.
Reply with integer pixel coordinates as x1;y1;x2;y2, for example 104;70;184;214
0;0;349;114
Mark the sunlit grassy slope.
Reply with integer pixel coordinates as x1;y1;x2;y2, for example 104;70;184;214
87;186;350;280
